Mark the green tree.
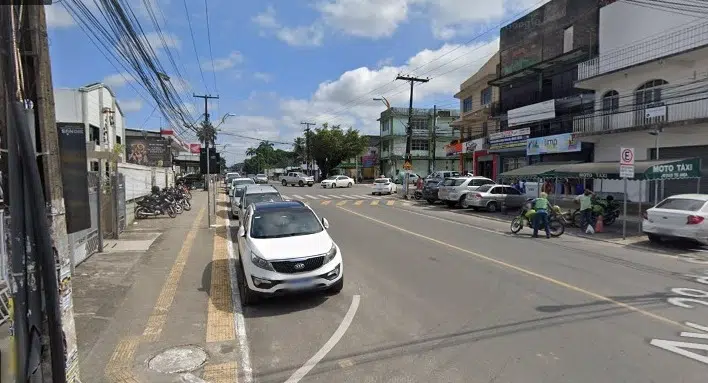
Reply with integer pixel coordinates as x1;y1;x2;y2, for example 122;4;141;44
196;121;217;145
292;137;306;164
243;141;297;173
306;124;368;178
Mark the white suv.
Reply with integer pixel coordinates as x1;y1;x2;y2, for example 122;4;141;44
236;200;344;305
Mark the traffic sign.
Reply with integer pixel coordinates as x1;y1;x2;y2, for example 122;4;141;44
620;147;635;165
620;164;635;179
403;160;412;170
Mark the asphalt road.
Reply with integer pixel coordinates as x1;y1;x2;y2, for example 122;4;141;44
234;185;708;383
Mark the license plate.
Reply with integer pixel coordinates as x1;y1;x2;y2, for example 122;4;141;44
289;278;314;288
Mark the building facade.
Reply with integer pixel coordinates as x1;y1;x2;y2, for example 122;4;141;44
488;0;600;177
379;107;459;178
337;135;381;180
572;1;708;199
452;52;500;179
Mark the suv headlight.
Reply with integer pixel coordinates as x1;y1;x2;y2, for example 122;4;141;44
251;251;274;271
323;244;337;264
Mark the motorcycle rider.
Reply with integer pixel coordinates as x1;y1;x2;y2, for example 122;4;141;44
532;192;551;239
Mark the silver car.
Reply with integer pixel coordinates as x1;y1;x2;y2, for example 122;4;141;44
229;178;256;218
437;176;494;207
235;185;283;222
254;174;269;184
462;184;527;212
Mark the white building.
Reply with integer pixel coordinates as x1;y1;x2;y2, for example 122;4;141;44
573;1;708;201
54;82;127;171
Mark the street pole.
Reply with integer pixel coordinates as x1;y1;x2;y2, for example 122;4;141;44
301;122;315;177
396;75;429;198
431;105;437;174
194;94;219;228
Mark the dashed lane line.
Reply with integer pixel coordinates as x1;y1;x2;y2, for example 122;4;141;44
305;194;319;199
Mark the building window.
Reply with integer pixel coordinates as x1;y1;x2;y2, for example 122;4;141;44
116;135;122;145
411;119;428;131
503;157;527;173
411;139;429;151
89;125;100;145
90;161;99;172
563;25;574;53
480;87;492;106
462;97;473;113
635;79;668;125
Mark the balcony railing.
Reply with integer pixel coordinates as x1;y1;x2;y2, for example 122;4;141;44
573;91;708;134
578;22;708;81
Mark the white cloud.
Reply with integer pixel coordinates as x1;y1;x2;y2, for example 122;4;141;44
45;4;75;28
102;72;135;88
317;0;409;39
253;72;273;82
141;32;181;50
204;51;244;71
252;5;279;29
252;6;324;47
119;99;144;113
217;116;292;163
376;57;394;68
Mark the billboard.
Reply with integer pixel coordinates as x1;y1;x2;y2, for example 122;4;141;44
488;127;531;151
526;133;581;155
126;137;172;167
190;143;201;154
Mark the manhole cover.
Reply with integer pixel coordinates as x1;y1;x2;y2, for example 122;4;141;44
148;345;208;374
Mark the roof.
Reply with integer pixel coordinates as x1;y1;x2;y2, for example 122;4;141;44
244;185;279;194
498;162;579;179
662;194;708;201
253;201;306;211
553;158;702;180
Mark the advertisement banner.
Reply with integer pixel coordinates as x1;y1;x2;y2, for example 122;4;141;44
461;138;485;154
526;133;581;155
488;127;530;151
126;137;172;167
444;142;463;157
362;155;377;168
57;123;91;234
189;143;201;154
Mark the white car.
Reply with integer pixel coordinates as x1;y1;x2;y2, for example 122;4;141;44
236;200;344;305
372;177;396;195
643;194;708;245
320;175;354;188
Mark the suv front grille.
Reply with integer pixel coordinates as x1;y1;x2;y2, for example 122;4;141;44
271;256;325;274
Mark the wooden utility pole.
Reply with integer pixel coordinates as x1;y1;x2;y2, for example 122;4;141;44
301;122;315;176
396;75;428;196
431;105;437;173
193;93;218;227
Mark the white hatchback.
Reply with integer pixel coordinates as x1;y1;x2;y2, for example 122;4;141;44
236;201;344;305
643;194;708;245
321;175;355;188
372;177;396;195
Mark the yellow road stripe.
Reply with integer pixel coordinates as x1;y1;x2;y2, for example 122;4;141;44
370;200;379;206
354;200;363;206
336;200;348;206
386;200;395;206
321;200;331;205
337;206;686;329
206;221;236;342
203;361;239;383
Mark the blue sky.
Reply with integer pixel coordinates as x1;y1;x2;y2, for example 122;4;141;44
46;0;543;163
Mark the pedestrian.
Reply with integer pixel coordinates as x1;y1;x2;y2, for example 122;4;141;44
575;189;594;231
532;192;551;238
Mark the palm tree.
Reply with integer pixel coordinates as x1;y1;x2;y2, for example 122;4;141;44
196;121;217;145
293;137;306;163
245;147;257;157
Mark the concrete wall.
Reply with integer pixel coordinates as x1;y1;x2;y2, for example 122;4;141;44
119;162;154;201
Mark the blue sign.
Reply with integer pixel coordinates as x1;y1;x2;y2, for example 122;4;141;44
526;133;581;155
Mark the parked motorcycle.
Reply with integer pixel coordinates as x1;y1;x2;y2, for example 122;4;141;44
571;195;620;227
135;194;177;219
510;199;565;237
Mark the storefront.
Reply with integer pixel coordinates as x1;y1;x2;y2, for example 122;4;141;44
526;132;594;164
488;127;530;176
473;150;497;180
460;138;486;174
444;141;463;171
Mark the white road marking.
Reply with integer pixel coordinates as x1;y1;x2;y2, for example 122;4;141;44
317;195;329;199
284;295;361;383
281;195;290;200
330;195;344;199
354;194;372;199
305;195;319;200
225;214;253;383
292;194;305;200
342;195;359;199
650;337;708;365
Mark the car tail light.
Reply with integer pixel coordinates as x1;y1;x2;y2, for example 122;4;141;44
473;193;482;199
642;211;648;220
687;215;704;225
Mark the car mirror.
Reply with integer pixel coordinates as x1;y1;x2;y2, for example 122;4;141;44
321;217;330;229
237;226;246;237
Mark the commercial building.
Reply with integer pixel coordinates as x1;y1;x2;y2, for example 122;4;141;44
452;52;500;179
488;0;600;176
337;135;381;180
572;1;708;200
379;107;459;177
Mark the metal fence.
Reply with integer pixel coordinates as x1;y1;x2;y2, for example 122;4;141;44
1;209;10;325
67;172;100;266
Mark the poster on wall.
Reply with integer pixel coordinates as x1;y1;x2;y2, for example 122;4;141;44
526;133;580;155
461;138;485;154
57;123;91;234
444;142;463;157
126;137;172;167
488;127;531;151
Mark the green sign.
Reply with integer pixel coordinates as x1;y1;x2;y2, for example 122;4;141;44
644;158;701;180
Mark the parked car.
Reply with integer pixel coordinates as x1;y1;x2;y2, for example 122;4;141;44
422;179;443;204
235;185;283;221
254;174;269;184
235;200;344;305
229;177;255;194
437;176;494;208
643;194;708;244
426;170;460;181
281;172;315;187
321;175;355;188
372;177;396;195
462;184;527;212
395;173;420;184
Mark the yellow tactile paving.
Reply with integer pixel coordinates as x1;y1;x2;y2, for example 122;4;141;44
104;336;141;382
203;361;239;383
206;221;236;343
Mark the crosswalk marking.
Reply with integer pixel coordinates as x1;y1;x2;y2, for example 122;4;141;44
292;194;305;199
354;200;363;206
386;200;395;206
336;200;347;206
321;200;331;205
371;200;379;206
342;194;358;199
331;195;344;199
305;195;319;200
317;194;329;199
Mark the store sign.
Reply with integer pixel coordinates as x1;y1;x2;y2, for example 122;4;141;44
488;127;530;151
645;158;701;180
444;142;463;156
526;133;581;155
461;138;485;154
126;137;172;167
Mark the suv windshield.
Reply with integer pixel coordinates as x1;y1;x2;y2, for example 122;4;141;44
250;208;324;239
442;178;466;186
233;179;255;186
244;192;282;207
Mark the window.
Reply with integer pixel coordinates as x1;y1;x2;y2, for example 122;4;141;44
563;26;574;53
116;135;122;145
462;97;473;112
602;90;620;130
480;87;492;106
471;179;493;187
504;187;521;195
656;198;706;211
411;139;429;151
411;119;428;131
250;208;324;239
477;184;494;193
90;161;99;172
636;79;668;105
243;192;282;208
89;125;100;145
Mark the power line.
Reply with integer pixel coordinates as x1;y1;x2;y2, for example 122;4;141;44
203;0;219;94
182;0;209;92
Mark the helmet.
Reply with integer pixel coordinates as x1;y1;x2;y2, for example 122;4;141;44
151;186;160;194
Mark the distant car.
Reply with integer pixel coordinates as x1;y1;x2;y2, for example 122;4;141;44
320;175;354;188
422;179;443;204
643;194;708;244
281;172;315;187
426;170;460;181
229;178;256;218
437;176;494;208
235;201;344;305
372;177;396;195
254;174;268;184
235;184;283;221
229;177;255;194
395;173;420;184
462;184;526;212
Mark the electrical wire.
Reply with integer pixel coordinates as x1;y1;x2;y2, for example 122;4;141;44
204;0;219;94
181;0;209;92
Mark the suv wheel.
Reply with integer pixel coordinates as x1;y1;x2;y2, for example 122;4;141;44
238;262;260;306
281;179;287;186
299;180;305;187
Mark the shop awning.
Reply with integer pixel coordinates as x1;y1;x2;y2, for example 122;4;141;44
498;162;570;179
552;158;702;180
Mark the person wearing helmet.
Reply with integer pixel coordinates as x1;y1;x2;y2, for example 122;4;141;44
532;192;551;239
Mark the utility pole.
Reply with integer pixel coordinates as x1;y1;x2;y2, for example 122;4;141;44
396;75;428;197
431;105;437;173
301;122;315;177
2;4;80;381
194;93;219;228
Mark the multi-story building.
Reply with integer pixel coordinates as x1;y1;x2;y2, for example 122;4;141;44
572;1;708;199
379;107;459;177
488;0;600;176
452;52;500;179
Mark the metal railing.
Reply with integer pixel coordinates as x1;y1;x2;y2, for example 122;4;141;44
578;22;708;81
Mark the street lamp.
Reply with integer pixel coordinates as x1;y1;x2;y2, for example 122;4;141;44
216;113;236;129
374;97;390;178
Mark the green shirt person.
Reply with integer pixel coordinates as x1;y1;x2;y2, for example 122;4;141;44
575;189;595;230
532;192;551;238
